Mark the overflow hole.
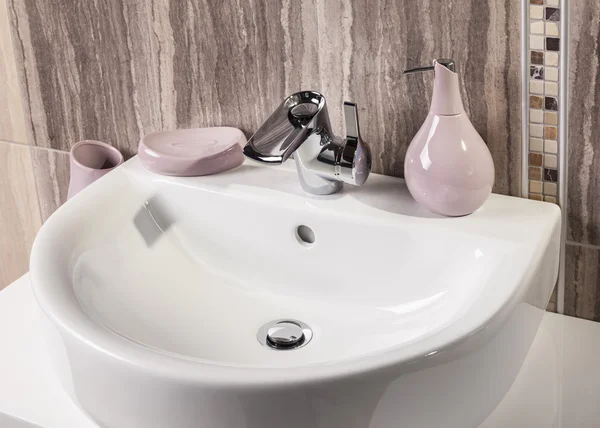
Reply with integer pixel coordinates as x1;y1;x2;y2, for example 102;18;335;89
295;225;315;246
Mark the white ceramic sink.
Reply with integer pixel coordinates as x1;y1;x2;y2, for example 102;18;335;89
30;157;561;428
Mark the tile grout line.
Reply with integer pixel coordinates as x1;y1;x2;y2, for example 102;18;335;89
0;139;29;147
28;145;70;155
565;241;600;251
0;140;70;155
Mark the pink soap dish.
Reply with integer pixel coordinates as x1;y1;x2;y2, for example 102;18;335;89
138;127;247;176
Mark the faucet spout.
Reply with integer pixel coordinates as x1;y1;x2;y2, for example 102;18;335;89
243;91;372;195
243;92;330;163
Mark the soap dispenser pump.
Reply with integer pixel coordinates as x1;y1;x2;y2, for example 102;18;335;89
403;59;495;216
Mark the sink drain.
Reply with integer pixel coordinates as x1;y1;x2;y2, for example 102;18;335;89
257;320;313;350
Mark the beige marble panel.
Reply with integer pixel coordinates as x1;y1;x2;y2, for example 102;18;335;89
0;0;26;143
568;1;600;246
30;148;69;222
565;243;600;322
0;141;41;290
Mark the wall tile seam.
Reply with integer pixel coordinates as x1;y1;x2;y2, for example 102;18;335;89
0;139;29;148
28;145;70;155
0;140;71;156
566;241;600;251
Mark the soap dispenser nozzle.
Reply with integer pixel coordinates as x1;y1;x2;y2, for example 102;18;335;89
403;58;456;74
402;57;462;116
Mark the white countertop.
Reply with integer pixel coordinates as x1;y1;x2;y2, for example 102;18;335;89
0;274;599;428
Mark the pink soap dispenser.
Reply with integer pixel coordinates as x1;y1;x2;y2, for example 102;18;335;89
403;59;495;216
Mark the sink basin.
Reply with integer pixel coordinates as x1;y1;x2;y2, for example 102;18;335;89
30;157;561;428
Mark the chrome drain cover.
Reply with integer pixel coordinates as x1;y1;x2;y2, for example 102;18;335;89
258;320;313;350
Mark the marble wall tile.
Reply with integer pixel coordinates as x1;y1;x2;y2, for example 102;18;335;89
165;0;321;133
316;0;522;194
0;0;27;143
30;148;70;222
8;0;158;155
0;141;41;290
568;1;600;247
8;0;320;158
8;0;521;194
565;243;600;322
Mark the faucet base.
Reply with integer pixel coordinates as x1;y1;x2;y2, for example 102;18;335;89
294;156;343;195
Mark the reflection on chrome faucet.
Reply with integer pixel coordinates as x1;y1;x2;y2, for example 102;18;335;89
243;91;372;195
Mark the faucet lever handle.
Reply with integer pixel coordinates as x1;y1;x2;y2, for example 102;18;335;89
343;102;360;140
339;101;371;187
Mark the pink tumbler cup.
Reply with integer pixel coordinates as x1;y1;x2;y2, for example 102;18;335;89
67;140;124;199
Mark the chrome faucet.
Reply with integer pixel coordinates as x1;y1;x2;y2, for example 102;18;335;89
243;91;372;195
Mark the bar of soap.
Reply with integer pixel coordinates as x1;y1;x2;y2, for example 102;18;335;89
138;127;246;176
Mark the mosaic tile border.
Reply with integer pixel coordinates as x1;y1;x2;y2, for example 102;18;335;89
527;0;562;204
